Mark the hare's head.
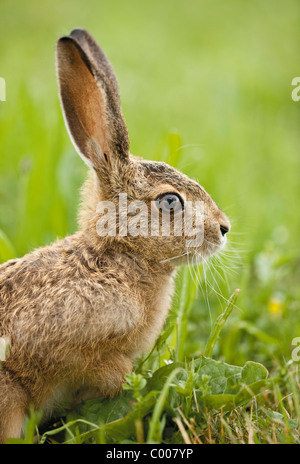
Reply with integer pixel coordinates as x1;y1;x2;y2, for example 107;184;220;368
56;29;230;265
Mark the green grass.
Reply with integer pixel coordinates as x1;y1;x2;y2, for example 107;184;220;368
1;0;300;444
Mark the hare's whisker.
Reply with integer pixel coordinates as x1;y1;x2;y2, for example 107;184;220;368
159;251;190;264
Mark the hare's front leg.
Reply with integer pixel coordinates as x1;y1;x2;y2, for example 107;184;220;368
74;353;133;404
0;370;29;443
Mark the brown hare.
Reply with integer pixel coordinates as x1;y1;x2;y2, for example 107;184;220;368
0;28;230;443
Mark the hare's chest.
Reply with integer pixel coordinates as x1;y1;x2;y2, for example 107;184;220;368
81;289;144;340
123;273;176;357
79;269;176;357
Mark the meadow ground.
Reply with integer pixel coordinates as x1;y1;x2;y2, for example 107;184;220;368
0;0;299;443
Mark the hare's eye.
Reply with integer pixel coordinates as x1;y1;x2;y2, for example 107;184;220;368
156;193;183;214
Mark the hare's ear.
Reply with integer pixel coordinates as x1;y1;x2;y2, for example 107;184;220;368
69;28;121;102
56;31;130;175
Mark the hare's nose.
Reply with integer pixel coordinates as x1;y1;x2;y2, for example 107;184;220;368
220;224;229;236
218;212;231;237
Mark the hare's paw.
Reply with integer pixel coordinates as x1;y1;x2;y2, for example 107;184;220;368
0;370;29;443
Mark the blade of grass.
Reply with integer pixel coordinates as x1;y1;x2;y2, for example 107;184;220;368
176;267;197;362
204;288;240;358
147;367;183;443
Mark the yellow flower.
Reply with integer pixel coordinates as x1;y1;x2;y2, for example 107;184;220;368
268;298;284;316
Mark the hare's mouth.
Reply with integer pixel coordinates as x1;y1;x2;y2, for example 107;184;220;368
159;237;226;266
185;236;227;263
204;236;227;256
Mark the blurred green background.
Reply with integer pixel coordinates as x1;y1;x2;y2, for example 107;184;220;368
0;0;299;368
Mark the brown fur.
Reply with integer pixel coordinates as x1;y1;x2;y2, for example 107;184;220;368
0;29;230;443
